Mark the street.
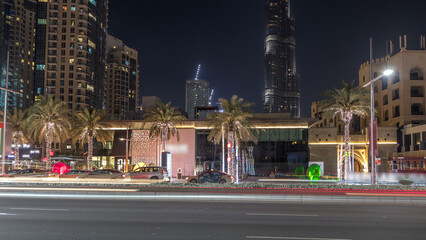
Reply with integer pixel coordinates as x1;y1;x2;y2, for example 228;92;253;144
0;196;425;240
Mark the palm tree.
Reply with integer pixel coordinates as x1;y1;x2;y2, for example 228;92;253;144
26;96;72;169
143;101;186;154
320;81;369;181
207;95;257;179
73;107;111;170
5;108;29;168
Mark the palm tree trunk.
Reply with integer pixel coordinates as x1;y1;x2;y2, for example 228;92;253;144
46;130;51;170
343;113;352;182
161;126;166;152
88;136;93;170
13;132;18;169
227;129;234;176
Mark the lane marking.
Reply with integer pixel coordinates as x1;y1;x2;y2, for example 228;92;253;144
10;208;70;211
247;236;351;240
0;187;138;192
346;193;426;197
0;213;16;216
246;213;319;217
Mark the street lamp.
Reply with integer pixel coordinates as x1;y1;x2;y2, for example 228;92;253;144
362;40;394;184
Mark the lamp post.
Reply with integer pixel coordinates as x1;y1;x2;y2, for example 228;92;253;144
362;39;393;184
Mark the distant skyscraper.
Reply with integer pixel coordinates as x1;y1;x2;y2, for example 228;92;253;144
1;0;37;109
185;64;210;119
105;34;139;120
33;0;108;110
263;0;300;117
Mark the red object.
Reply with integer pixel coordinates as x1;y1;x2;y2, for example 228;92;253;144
0;123;3;128
369;120;378;156
376;158;381;165
52;162;71;174
49;150;54;156
43;157;47;162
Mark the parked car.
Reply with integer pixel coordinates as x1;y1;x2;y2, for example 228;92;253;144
12;168;58;178
124;166;168;180
1;169;22;177
77;169;126;179
185;170;234;184
59;169;92;178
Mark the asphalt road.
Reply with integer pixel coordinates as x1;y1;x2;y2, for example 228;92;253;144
0;196;425;240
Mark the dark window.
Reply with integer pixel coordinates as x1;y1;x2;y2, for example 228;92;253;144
411;86;423;97
411;104;423;115
392;89;399;100
414;133;421;151
392;71;400;84
383;95;388;105
382;77;388;90
410;68;424;80
404;134;411;152
393;106;400;118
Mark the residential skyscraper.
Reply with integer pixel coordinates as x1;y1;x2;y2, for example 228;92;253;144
1;0;37;110
105;34;139;120
34;0;108;110
263;0;300;118
185;64;210;119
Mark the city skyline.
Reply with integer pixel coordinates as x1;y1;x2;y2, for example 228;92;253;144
109;0;426;117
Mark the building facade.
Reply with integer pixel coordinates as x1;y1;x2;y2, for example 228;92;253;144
96;114;312;177
358;35;426;128
309;127;398;176
185;79;209;119
34;0;108;110
1;0;37;109
387;123;426;172
263;0;300;117
105;34;138;120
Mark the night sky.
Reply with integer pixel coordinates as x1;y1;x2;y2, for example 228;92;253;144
108;0;426;117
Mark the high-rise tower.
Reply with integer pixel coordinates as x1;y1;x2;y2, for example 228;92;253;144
1;0;37;110
263;0;300;117
105;34;139;120
185;64;210;119
34;0;108;110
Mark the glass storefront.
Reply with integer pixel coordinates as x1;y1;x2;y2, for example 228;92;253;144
195;129;309;176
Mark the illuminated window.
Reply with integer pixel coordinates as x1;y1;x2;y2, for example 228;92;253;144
37;19;46;24
89;0;96;6
69;58;74;63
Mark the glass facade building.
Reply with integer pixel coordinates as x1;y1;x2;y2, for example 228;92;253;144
263;0;300;117
185;79;210;119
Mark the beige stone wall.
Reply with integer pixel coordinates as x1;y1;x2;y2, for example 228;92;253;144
359;49;426;127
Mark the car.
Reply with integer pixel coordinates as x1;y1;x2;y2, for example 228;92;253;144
12;168;58;178
59;169;92;178
77;169;126;179
1;169;22;177
185;170;234;184
124;166;168;180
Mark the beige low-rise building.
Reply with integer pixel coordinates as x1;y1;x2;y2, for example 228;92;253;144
309;127;397;175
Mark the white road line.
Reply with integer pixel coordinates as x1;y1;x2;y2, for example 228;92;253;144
10;208;69;211
0;213;16;216
0;187;138;192
246;213;319;217
247;236;351;240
